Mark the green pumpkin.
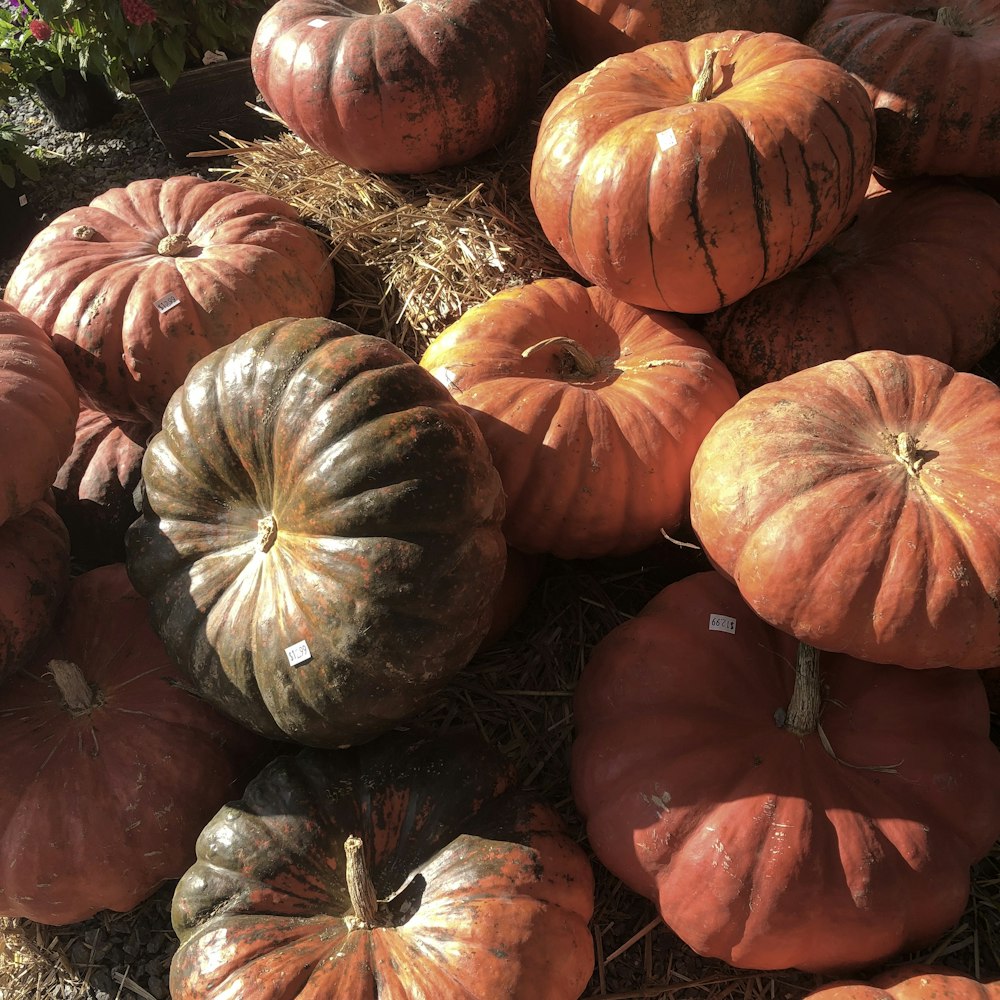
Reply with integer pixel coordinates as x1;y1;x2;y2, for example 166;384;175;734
126;317;506;747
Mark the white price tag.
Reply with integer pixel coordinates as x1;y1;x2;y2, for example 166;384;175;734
708;613;736;634
18;194;28;207
154;292;181;314
308;17;328;26
285;640;312;667
656;128;677;151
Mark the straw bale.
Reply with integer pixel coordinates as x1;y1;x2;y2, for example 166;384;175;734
207;43;579;361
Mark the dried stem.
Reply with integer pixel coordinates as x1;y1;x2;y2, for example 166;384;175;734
782;644;821;736
48;660;97;716
522;336;599;379
157;233;192;257
691;49;719;103
344;836;379;927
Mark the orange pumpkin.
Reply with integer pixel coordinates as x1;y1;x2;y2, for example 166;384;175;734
806;964;1000;999
530;32;876;314
703;175;1000;390
806;1;1000;178
421;278;738;558
690;350;1000;669
4;176;335;423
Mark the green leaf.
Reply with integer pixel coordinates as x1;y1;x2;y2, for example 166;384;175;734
0;163;14;188
150;41;185;88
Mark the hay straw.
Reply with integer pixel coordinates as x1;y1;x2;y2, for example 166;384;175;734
203;41;579;360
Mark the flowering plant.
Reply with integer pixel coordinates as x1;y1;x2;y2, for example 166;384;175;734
33;0;275;90
0;0;103;93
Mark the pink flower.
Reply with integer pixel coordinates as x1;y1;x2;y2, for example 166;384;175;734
28;18;52;41
120;0;157;26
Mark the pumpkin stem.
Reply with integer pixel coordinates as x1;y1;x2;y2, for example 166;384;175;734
48;660;101;716
157;233;192;257
376;0;399;12
522;337;600;379
345;835;380;928
691;49;719;103
256;514;278;553
935;7;974;35
73;225;98;241
781;644;821;737
893;431;926;477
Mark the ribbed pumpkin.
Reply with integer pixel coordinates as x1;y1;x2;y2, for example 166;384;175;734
689;350;1000;669
571;571;1000;973
170;729;595;1000
0;564;265;925
126;317;506;747
52;406;150;568
0;499;70;681
251;0;548;174
547;0;826;68
3;176;335;423
530;31;876;314
703;176;1000;390
806;1;1000;178
0;300;78;526
420;279;738;558
806;965;1000;999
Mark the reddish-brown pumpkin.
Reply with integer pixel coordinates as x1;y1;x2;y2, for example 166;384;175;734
690;350;1000;669
806;965;1000;999
0;563;266;925
0;499;70;681
806;1;1000;178
0;300;78;525
3;176;335;422
52;406;150;568
546;0;826;68
251;0;548;174
170;730;595;999
571;571;1000;972
703;175;1000;390
420;279;738;558
530;32;876;314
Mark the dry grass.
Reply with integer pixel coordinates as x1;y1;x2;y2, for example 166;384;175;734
200;43;578;362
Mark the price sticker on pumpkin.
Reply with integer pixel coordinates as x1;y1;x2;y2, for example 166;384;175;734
308;17;329;26
656;128;678;151
18;194;28;207
708;614;736;634
154;292;181;314
285;640;312;667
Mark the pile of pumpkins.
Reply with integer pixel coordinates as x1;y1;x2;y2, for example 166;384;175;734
1;0;1000;997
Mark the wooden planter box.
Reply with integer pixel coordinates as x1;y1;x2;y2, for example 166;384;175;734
131;56;284;162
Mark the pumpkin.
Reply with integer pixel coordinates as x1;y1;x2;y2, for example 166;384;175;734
571;571;1000;973
479;546;545;651
546;0;826;69
806;964;1000;999
530;32;876;314
703;175;1000;390
0;300;79;526
805;2;1000;178
126;317;506;747
3;175;335;423
420;279;738;558
0;563;266;925
170;729;595;1000
52;406;150;568
251;0;548;175
689;350;1000;669
0;499;70;681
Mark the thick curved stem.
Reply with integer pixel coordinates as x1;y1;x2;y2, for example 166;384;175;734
157;233;192;257
256;514;278;553
48;660;98;715
936;7;973;35
691;49;719;103
893;431;926;477
377;0;399;12
345;836;379;927
782;644;821;737
521;337;600;379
